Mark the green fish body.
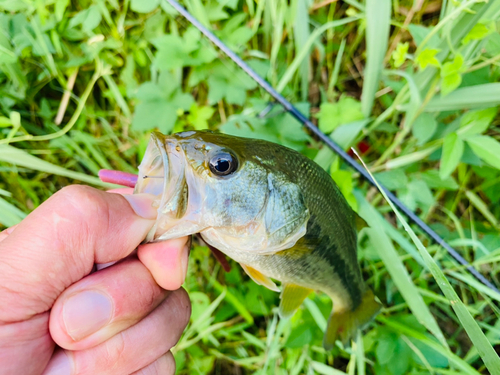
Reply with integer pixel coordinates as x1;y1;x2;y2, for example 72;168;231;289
134;130;381;348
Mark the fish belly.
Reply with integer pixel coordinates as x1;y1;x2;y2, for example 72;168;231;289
234;248;354;311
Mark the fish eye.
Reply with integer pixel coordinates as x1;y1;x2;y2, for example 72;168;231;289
209;152;238;176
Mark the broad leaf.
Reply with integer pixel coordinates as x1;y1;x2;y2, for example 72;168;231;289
458;107;498;137
440;54;464;96
153;28;217;70
412;113;437;145
330;169;357;211
131;75;194;132
131;0;160;13
187;104;215;130
416;48;440;70
408;24;441;48
467;136;500;169
463;23;493;44
316;97;364;133
440;132;463;179
68;5;102;32
392;42;409;68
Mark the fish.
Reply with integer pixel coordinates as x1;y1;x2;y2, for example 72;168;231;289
133;130;382;348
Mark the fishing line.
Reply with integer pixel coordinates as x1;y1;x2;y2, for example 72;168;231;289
161;0;500;294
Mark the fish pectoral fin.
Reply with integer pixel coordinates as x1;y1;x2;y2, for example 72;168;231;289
240;264;280;292
279;284;314;319
323;289;382;350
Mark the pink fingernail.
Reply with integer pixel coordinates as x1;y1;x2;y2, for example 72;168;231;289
123;194;158;220
63;290;113;341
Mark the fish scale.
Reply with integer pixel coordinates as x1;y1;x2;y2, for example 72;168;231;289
134;130;381;348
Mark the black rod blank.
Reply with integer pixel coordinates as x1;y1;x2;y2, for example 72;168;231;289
163;0;499;294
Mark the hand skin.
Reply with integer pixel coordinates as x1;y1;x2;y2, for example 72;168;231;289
0;185;191;375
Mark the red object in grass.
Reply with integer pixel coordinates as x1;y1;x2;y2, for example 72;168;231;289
204;242;232;272
98;169;231;272
99;169;138;188
348;140;370;157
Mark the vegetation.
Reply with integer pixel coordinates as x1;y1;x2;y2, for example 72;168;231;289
1;0;500;373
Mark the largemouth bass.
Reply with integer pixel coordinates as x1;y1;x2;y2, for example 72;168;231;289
134;130;381;348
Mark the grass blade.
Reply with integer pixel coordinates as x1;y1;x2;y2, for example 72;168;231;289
415;1;495;92
357;193;448;348
310;361;348;375
276;17;358;93
0;145;114;188
355;151;500;375
378;316;482;375
465;190;499;229
382;70;422;126
328;38;346;97
102;74;132;118
208;271;254;324
293;0;310;101
384;146;439;170
303;298;327;331
0;197;27;227
425;83;500;112
448;271;500;304
355;331;365;375
184;289;226;338
361;0;391;117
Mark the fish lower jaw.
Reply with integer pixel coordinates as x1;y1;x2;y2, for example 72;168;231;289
200;229;280;260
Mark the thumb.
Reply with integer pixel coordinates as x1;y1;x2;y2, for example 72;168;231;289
0;185;157;323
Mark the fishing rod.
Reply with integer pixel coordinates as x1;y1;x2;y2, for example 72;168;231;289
162;0;499;294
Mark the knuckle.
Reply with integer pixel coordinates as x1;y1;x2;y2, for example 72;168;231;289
57;186;106;220
155;352;176;375
58;185;95;203
103;331;127;367
53;185;111;245
162;352;176;375
138;277;163;311
169;288;192;329
132;352;176;375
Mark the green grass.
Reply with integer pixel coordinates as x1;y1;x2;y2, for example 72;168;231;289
2;0;500;374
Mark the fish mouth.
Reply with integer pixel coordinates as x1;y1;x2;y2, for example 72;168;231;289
134;132;187;241
134;132;168;199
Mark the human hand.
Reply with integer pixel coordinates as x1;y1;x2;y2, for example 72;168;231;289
0;185;191;375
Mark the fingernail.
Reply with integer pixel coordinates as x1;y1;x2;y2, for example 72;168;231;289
42;350;72;375
123;193;158;220
96;261;117;271
179;238;191;286
63;290;113;341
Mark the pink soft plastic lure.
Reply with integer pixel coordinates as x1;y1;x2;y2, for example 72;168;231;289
98;169;138;188
98;169;231;272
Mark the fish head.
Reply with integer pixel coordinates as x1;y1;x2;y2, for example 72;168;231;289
134;130;309;255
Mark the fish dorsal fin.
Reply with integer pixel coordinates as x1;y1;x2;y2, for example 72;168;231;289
354;212;368;232
279;284;314;319
240;264;280;292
